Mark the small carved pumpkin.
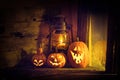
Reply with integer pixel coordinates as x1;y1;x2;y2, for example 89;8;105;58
32;48;46;67
67;41;89;68
47;53;66;68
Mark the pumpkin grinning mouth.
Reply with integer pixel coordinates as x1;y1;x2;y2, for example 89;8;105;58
33;59;44;66
70;51;84;64
49;61;63;66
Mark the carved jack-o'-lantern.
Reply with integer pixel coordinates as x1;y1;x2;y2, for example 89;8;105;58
67;41;89;68
47;53;66;68
32;48;46;67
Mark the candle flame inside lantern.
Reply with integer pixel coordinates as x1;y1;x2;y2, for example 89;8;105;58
51;32;69;50
57;34;66;49
59;34;63;43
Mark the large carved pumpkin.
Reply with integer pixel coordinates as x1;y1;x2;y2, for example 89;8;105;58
67;41;89;68
32;48;46;67
47;53;66;68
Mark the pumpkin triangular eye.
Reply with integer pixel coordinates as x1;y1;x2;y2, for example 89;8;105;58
34;59;37;62
38;60;43;63
73;46;77;51
51;55;54;58
73;46;81;51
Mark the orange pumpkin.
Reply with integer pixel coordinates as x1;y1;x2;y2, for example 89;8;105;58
67;41;89;68
32;48;46;67
47;53;66;68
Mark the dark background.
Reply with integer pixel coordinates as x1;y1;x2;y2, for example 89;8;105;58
0;0;119;80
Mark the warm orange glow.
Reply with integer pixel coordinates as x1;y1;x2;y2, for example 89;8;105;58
58;34;66;47
59;34;63;43
51;30;69;50
87;14;108;71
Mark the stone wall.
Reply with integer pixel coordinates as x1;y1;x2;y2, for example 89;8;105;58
0;6;45;68
0;0;78;68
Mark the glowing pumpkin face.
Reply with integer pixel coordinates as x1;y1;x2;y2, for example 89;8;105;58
32;48;46;67
47;53;66;68
32;54;46;66
67;42;89;68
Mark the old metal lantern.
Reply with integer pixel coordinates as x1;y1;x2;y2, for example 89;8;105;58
50;15;70;52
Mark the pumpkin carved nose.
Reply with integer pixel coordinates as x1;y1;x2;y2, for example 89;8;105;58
54;58;57;62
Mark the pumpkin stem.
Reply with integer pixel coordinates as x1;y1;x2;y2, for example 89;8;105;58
37;47;43;54
76;37;79;42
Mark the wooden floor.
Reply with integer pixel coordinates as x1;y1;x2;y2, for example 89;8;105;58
0;66;117;80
